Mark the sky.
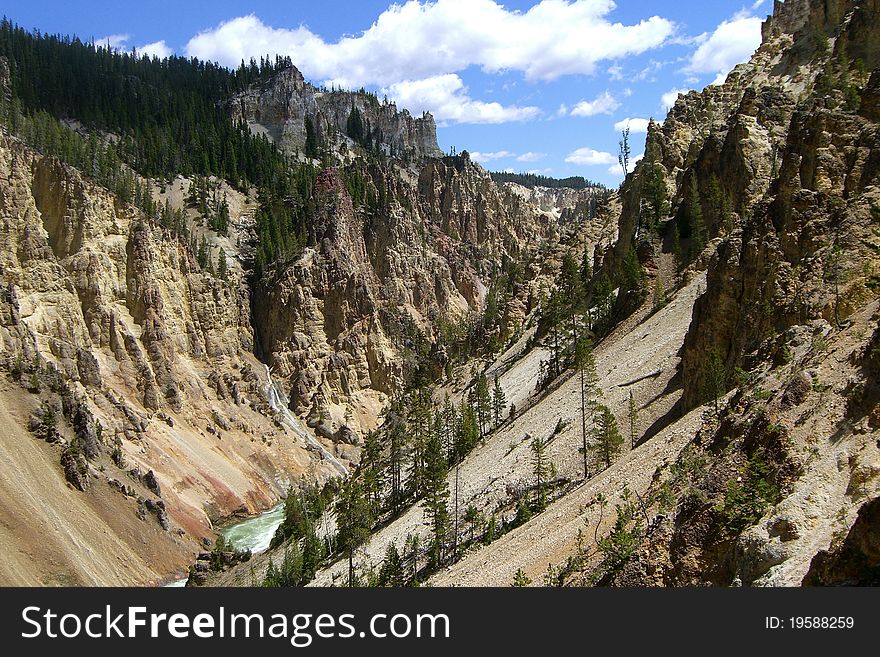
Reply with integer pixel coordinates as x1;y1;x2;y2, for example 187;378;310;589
2;1;771;186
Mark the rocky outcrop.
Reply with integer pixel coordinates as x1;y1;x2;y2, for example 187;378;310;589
803;496;880;585
231;66;442;163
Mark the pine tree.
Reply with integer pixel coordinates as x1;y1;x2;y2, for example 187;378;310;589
197;235;208;269
421;430;449;568
580;246;593;290
560;251;583;359
217;249;228;281
646;160;669;229
627;391;638;449
591;273;613;335
670;221;683;272
404;533;421;585
544;288;566;377
530;434;554;511
300;522;325;584
361;430;384;514
622;247;646;299
453;398;479;464
512;568;532;587
575;336;600;479
652;276;667;312
407;388;432;499
378;542;405;587
687;176;706;261
304;116;319;159
491;375;507;428
591;404;623;470
334;480;373;587
473;373;491;439
618;126;631;177
386;400;407;511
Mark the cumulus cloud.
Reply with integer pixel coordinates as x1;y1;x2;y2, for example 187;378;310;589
570;91;620;117
661;88;690;112
184;1;675;88
384;74;540;124
137;40;172;59
469;150;515;163
98;33;130;50
608;153;644;177
614;117;650;133
516;152;545;162
97;34;172;59
564;147;617;166
687;12;763;85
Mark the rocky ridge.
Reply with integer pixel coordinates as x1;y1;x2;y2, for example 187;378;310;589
231;66;442;164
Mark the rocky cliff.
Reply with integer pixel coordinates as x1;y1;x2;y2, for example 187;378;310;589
590;0;880;586
0;135;340;584
231;66;442;163
676;0;879;408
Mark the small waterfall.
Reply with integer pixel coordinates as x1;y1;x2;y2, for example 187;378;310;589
263;365;349;477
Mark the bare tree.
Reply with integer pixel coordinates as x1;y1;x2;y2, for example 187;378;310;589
618;126;631;177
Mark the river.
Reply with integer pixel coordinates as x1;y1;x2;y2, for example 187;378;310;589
164;365;347;586
162;501;287;587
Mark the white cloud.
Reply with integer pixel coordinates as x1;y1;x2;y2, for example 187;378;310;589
608;153;644;177
661;88;691;112
614;117;650;134
137;40;172;59
570;91;620;117
470;150;515;163
184;1;675;88
687;12;762;84
635;59;664;81
564;147;617;166
384;74;540;124
751;0;767;11
97;34;172;59
98;33;130;50
517;152;545;162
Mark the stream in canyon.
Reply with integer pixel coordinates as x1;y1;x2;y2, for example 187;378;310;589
164;365;347;586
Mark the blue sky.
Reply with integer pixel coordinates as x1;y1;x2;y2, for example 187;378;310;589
2;1;771;186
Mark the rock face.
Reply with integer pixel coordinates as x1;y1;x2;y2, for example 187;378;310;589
0;136;333;584
804;495;880;585
594;0;880;587
231;66;443;163
253;153;597;439
630;0;880;410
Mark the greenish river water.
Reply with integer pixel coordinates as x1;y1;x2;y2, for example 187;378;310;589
162;501;285;587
